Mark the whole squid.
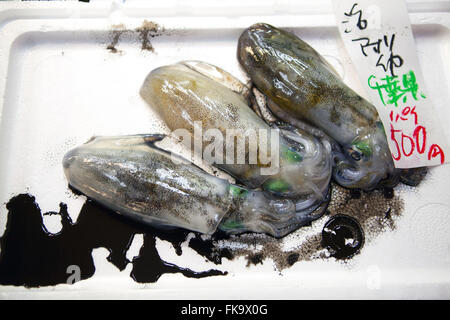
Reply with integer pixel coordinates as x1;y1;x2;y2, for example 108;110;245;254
237;23;398;190
63;134;327;237
139;61;332;205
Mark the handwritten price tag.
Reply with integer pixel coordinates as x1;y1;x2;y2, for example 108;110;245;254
332;0;449;168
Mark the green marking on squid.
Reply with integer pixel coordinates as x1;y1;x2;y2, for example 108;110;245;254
281;145;303;164
229;185;249;198
353;140;372;157
263;178;291;193
219;219;245;230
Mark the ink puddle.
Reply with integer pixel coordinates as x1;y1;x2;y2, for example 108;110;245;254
106;20;170;54
0;180;408;288
0;193;227;288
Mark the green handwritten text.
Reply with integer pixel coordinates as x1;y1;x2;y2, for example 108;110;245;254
368;70;426;106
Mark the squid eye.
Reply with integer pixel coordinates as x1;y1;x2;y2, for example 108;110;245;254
352;141;372;158
289;145;302;153
347;146;363;161
350;149;362;161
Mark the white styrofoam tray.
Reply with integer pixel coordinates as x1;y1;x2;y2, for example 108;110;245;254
0;0;449;299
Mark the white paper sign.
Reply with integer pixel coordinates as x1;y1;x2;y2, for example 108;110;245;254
332;0;449;168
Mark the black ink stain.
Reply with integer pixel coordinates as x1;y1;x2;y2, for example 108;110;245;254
0;193;227;288
130;234;225;283
247;253;264;266
349;189;361;199
321;214;364;260
107;25;129;54
188;231;233;264
287;253;299;266
107;20;166;54
382;187;394;199
135;20;164;52
399;167;428;187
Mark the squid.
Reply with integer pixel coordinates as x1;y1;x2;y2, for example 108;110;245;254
237;23;400;190
63;134;327;237
139;61;332;204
